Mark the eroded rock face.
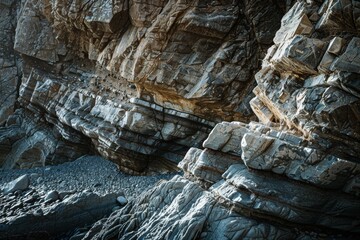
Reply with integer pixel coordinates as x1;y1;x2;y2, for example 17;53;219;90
0;189;119;238
79;1;360;238
254;1;360;162
0;108;92;168
82;176;297;240
0;0;290;172
1;0;359;238
84;123;359;239
0;0;21;125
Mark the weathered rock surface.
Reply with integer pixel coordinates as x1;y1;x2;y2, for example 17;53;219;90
0;155;175;238
0;108;92;168
0;189;118;238
0;0;21;125
0;0;291;173
255;1;360;162
0;0;359;239
2;174;29;194
78;1;360;239
83;123;360;238
82;176;297;240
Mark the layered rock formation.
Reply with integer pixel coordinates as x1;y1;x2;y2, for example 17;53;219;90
0;0;291;173
1;0;360;238
79;1;360;239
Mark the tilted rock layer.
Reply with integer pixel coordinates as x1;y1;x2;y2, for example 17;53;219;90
0;0;359;238
0;0;291;172
79;1;360;239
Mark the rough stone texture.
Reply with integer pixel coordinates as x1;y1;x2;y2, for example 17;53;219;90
0;155;175;238
316;0;360;33
0;191;118;238
82;176;297;240
253;1;360;162
84;122;360;238
0;108;91;169
78;1;360;239
0;0;360;239
0;0;290;173
2;174;29;194
0;0;21;125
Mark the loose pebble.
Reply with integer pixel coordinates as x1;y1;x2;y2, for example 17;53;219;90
0;155;175;234
44;190;59;203
116;196;128;206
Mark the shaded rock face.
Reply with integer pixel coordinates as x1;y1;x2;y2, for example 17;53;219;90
0;155;175;238
1;189;119;239
0;0;21;125
0;0;291;173
80;1;360;239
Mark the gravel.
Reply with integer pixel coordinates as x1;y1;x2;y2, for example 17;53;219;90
0;155;178;238
0;155;176;200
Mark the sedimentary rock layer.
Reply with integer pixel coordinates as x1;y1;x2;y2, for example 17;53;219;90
0;0;359;238
0;0;291;172
79;1;360;239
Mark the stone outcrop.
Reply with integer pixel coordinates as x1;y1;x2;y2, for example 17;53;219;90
82;176;298;240
0;0;359;238
0;188;119;238
0;108;92;168
0;0;291;172
82;124;360;239
79;1;360;239
253;1;360;162
0;0;21;125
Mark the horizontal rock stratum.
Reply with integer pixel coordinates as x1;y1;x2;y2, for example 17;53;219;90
0;0;359;239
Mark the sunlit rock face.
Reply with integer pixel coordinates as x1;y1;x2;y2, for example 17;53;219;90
0;0;291;173
78;1;360;239
253;1;360;162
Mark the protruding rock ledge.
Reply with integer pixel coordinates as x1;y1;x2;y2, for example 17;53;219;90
77;1;360;238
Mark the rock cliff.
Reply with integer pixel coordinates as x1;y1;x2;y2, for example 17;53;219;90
79;1;360;239
0;0;359;239
0;0;291;173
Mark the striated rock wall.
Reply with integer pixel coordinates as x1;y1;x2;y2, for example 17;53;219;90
253;0;360;162
0;0;291;172
0;0;21;125
15;0;284;121
1;0;359;237
80;1;360;239
83;124;360;239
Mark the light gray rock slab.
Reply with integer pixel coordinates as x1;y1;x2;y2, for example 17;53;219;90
3;175;30;194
